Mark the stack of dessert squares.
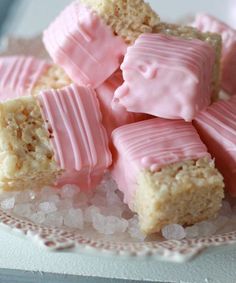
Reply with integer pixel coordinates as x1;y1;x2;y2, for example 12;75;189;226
1;0;236;236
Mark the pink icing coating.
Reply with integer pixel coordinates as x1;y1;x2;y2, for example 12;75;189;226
113;33;215;122
43;0;127;88
96;70;149;138
0;56;50;101
194;95;236;196
193;13;236;95
111;118;210;207
38;84;112;190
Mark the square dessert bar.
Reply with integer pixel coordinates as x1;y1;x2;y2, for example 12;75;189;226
43;0;127;88
194;95;236;197
0;84;111;191
96;70;149;138
80;0;160;44
193;13;236;95
113;33;215;122
0;56;71;101
0;96;60;191
111;118;224;235
153;22;222;101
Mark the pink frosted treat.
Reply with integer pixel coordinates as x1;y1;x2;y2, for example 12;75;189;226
0;84;111;191
111;118;224;234
194;95;236;197
193;13;236;95
0;56;50;100
43;1;127;88
113;34;216;122
96;70;149;138
38;84;112;189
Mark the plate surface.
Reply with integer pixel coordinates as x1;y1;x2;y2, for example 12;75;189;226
1;34;236;263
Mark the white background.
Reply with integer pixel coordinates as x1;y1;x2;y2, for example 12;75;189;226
4;0;236;37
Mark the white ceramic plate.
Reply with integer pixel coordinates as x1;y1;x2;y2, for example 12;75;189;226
1;32;236;263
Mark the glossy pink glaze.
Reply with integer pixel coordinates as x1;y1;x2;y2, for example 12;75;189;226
0;56;50;101
38;84;112;190
193;13;236;95
113;34;215;122
43;0;127;88
111;118;210;207
96;70;149;138
194;95;236;196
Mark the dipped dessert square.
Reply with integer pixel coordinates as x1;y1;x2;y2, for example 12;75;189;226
194;95;236;197
80;0;160;44
0;84;111;191
153;22;222;100
96;70;149;138
113;34;216;122
43;0;127;88
111;118;224;234
193;13;236;95
0;56;71;100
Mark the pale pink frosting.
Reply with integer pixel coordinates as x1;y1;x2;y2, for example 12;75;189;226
96;70;149;138
194;95;236;196
111;118;210;207
193;13;236;95
38;84;112;190
0;56;50;101
113;34;215;122
43;1;127;88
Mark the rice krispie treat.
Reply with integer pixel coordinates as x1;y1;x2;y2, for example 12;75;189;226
0;84;111;191
113;34;215;122
193;13;236;95
43;0;127;88
153;23;222;100
31;64;71;96
80;0;160;44
96;70;149;138
111;118;224;234
194;95;236;197
0;56;71;100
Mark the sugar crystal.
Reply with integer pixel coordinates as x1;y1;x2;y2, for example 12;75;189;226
64;208;84;229
39;202;57;213
162;224;186;240
1;197;15;210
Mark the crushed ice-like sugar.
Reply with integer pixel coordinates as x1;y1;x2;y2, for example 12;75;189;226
44;212;63;227
212;215;229;230
74;193;88;208
84;206;100;223
1;197;15;210
64;208;84;229
91;194;107;206
195;221;217;237
13;204;33;218
92;213;128;235
162;224;186;240
60;185;79;199
39;202;57;213
57;199;73;210
220;201;232;216
128;216;146;241
30;211;46;224
185;225;199;239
